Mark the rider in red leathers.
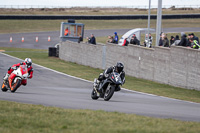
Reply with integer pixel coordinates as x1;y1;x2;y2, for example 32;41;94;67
3;58;33;86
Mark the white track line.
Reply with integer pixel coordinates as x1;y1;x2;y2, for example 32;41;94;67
0;52;199;105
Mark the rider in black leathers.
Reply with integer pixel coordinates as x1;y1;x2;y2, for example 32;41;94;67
95;62;125;91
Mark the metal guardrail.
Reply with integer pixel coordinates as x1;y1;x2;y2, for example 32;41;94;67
1;14;200;20
0;5;199;9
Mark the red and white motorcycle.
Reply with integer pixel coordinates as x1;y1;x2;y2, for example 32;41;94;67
1;65;28;93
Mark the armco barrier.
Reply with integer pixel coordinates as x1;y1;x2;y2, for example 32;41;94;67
1;14;200;20
59;41;200;91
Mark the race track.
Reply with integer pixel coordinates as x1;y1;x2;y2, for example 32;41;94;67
0;52;200;122
0;27;200;49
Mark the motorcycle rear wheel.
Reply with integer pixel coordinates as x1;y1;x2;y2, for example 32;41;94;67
1;83;8;92
104;85;115;101
91;88;99;100
10;79;21;93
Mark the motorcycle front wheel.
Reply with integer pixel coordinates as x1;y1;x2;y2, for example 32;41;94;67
104;85;115;101
91;88;99;100
10;79;21;93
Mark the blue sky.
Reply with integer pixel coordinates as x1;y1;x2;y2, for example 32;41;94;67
1;0;200;7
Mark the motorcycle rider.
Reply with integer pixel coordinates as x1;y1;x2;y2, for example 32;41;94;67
3;58;33;86
94;62;125;92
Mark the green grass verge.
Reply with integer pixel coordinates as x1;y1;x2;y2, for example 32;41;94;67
0;100;199;133
1;19;200;33
1;8;200;15
0;47;200;103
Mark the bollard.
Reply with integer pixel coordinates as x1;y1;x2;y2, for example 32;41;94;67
36;37;38;42
10;37;12;43
22;37;24;42
48;36;51;42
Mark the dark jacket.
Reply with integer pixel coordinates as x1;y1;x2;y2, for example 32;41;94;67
88;36;96;45
159;38;163;46
103;66;125;84
193;36;199;43
178;34;188;47
130;37;140;45
163;38;169;47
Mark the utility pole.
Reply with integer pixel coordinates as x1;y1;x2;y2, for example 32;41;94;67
147;0;151;47
156;0;162;46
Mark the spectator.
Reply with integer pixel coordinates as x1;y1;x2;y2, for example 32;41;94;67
178;32;188;47
170;36;175;45
122;37;129;46
190;33;199;43
187;34;192;47
189;38;200;49
107;35;115;43
87;34;96;45
64;27;70;36
130;34;140;45
159;32;163;46
114;32;119;44
162;33;169;47
144;33;153;48
172;35;180;46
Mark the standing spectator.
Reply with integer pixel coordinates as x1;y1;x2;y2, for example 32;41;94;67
122;37;129;46
64;27;70;36
172;35;180;46
187;34;192;47
159;32;163;46
107;35;115;43
114;32;119;44
144;33;153;48
87;34;96;45
170;36;175;46
162;33;169;47
189;38;200;49
190;33;199;43
130;34;140;45
178;32;188;47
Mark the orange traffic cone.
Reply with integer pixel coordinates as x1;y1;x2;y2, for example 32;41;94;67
36;37;38;42
22;37;24;42
48;36;51;42
10;37;12;43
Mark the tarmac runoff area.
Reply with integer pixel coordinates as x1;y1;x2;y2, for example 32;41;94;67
0;52;200;122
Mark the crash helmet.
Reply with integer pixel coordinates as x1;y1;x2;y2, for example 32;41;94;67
115;62;124;73
25;58;32;67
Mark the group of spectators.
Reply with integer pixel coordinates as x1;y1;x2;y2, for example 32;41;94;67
86;31;199;50
159;32;200;49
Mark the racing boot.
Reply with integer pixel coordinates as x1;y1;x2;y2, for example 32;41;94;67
3;73;9;81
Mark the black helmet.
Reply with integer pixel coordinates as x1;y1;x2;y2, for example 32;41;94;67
115;62;124;73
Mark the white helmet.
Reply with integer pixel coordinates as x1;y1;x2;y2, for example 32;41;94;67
25;58;32;67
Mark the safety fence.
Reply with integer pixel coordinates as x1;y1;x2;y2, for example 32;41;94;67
1;14;200;20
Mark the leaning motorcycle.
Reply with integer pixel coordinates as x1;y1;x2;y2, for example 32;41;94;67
1;65;28;93
91;72;123;101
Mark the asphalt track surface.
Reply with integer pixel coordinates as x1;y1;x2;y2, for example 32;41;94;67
0;52;200;122
0;27;200;49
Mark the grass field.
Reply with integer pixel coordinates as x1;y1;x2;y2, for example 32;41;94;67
0;19;200;33
1;8;200;15
0;100;200;133
1;47;200;103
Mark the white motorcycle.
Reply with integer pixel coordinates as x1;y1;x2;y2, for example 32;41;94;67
1;65;28;93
